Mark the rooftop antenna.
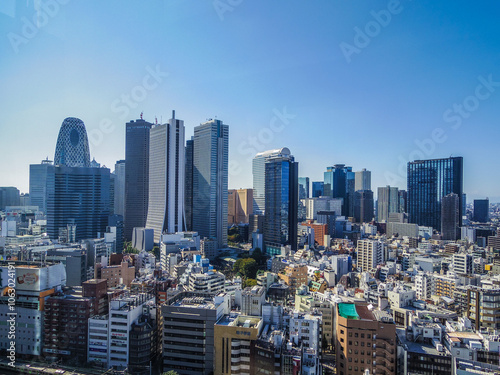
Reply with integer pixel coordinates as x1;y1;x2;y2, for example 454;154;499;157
155;117;158;125
140;112;143;120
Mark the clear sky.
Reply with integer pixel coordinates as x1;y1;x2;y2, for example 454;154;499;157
1;0;499;202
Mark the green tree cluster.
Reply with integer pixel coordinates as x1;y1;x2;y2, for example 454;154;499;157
233;258;258;279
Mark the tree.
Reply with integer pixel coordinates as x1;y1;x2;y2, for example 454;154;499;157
152;245;160;259
243;278;257;288
251;247;266;265
124;242;139;254
233;258;258;279
163;371;180;375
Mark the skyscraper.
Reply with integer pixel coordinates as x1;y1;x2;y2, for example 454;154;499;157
113;160;126;217
312;181;324;198
124;118;153;241
346;169;355;217
146;111;185;244
45;164;111;241
473;199;489;223
354;190;374;223
298;177;310;200
54;117;91;167
323;164;352;216
252;148;291;215
263;151;298;255
441;193;460;240
29;159;53;213
42;118;111;241
398;190;408;213
377;186;399;222
354;168;371;191
184;137;194;231
407;157;463;231
193;119;229;249
0;186;20;210
228;189;253;224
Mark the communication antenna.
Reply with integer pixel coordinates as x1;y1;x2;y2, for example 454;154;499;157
140;112;143;120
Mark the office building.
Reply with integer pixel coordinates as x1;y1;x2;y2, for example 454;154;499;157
354;190;374;223
357;239;385;272
29;159;54;214
304;196;342;220
252;148;291;214
377;186;399;222
263;151;298;255
193;119;229;249
397;328;452;375
0;186;20;210
40;163;111;241
441;193;460;240
241;286;266;316
407;157;463;231
298;177;310;199
107;293;156;370
0;261;66;356
124;118;153;241
228;188;253;225
113;160;126;217
95;260;135;288
185;137;194;231
336;303;396;375
54;117;91;167
214;315;263;375
162;292;230;374
146;111;185;243
354;168;371;191
474;199;490;223
346;169;355;217
398;190;407;213
188;270;226;294
312;181;324;198
324;164;352;216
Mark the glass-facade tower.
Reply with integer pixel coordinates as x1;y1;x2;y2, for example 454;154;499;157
252;148;291;215
407;157;463;231
185;137;194;231
124;118;153;241
193;119;229;249
298;177;310;200
264;153;298;255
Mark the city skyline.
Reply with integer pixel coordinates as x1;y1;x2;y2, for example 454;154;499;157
1;1;500;202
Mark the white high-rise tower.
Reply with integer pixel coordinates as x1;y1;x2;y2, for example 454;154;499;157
146;111;185;244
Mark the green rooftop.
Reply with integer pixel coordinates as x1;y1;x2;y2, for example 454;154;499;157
338;303;359;319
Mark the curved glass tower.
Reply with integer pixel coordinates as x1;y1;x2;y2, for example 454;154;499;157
54;117;91;167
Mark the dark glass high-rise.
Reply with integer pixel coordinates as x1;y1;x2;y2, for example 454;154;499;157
407;157;463;231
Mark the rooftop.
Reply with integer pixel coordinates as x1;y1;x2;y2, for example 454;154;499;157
397;328;449;357
217;314;262;329
172;296;217;309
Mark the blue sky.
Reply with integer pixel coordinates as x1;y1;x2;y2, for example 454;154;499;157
1;0;499;201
